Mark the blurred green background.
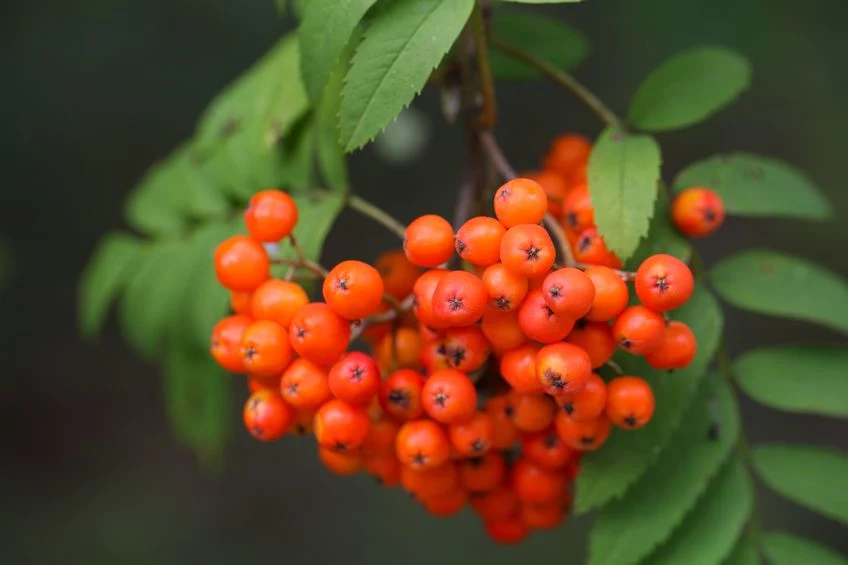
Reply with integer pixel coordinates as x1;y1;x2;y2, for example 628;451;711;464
2;0;846;563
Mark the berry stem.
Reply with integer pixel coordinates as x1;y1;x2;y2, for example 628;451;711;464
349;294;415;342
471;1;497;129
489;35;622;129
272;257;329;278
346;194;407;239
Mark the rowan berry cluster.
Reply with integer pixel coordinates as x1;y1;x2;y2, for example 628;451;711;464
208;133;702;545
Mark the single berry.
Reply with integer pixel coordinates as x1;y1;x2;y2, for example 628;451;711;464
412;269;449;328
395;419;451;470
280;358;332;408
511;458;567;505
500;224;556;278
518;289;575;344
431;270;488;327
374;249;422;300
584;266;629;322
562;184;595;234
314;399;370;452
250;279;309;328
240;320;293;377
448;411;495;457
573;227;622;268
459;451;506;492
672;187;726;238
421;369;478;424
645;320;697;369
544;134;592;178
554;372;607;422
379;369;426;421
494;178;548;228
244;189;298;242
555;413;612;451
566;321;616;368
289;303;351;366
404;214;455;268
605;376;655;429
214;235;270;292
535;342;593;396
243;390;293;441
506;390;556;433
481;307;527;352
211;314;252;373
635;254;695;312
323;260;384;320
542;267;596;319
455;216;506;266
522;429;574;471
612;305;666;354
481;262;528;312
499;343;543;394
328;351;381;405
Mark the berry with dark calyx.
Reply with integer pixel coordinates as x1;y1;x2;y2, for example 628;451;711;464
243;390;293;441
494;177;548;228
323;260;384;320
671;187;726;238
635;254;695;312
612;305;666;355
645;320;698;370
605;376;655;429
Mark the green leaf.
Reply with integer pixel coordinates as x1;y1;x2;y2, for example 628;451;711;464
752;443;848;525
489;9;588;80
628;47;751;131
339;0;474;151
625;188;692;269
645;458;753;565
78;233;145;339
724;535;759;565
588;376;740;565
761;532;848;565
673;153;832;220
124;161;188;237
118;241;193;359
711;249;848;335
315;32;357;191
587;126;661;263
575;287;724;513
170;146;230;220
298;0;377;101
164;345;233;468
734;347;848;418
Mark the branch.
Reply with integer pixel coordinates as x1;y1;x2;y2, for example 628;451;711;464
347;194;407;239
349;294;415;342
471;2;497;129
489;36;622;129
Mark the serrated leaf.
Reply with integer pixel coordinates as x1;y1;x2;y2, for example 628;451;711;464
752;443;848;525
315;32;357;191
723;535;759;565
761;532;848;565
78;233;145;339
489;9;588;80
165;345;233;467
587;127;661;261
339;0;474;151
299;0;377;101
628;47;751;131
711;249;848;335
673;153;832;220
124;161;188;237
575;287;724;513
734;347;848;418
119;241;193;359
626;188;692;269
645;458;753;565
588;376;740;565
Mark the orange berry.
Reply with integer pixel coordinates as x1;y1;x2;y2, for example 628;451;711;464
423;488;468;516
499;343;543;393
494;178;548;228
482;262;529;312
472;485;519;521
318;447;361;476
566;321;616;369
518;289;575;344
290;406;318;436
250;279;309;328
612;305;666;354
244;189;298;242
645;320;697;370
545;134;592;177
412;268;449;327
374;249;422;300
364;452;401;486
379;369;426;421
605;376;655;429
448;411;495;457
573;227;622;268
419;338;452;374
535;342;593;396
481;307;527;351
500;224;556;278
362;417;400;457
422;369;478;424
555;372;608;422
635;254;695;312
211;314;252;373
229;291;252;316
323;260;384;320
459;451;506;492
511;458;566;505
280;358;332;408
542;267;595;320
395;419;451;470
441;325;491;373
314;399;370;452
562;184;595;233
289;303;351;365
431;270;488;327
214;235;270;292
240;320;292;377
522;428;574;471
555;412;612;451
375;327;422;373
584;266;629;322
485;516;529;545
400;461;458;499
404;214;454;268
243;390;293;441
485;394;521;449
527;170;570;217
328;351;380;405
672;187;726;238
455;216;506;266
248;373;281;393
520;501;566;530
506;390;556;433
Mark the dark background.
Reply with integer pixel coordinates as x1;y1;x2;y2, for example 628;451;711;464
2;0;846;563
